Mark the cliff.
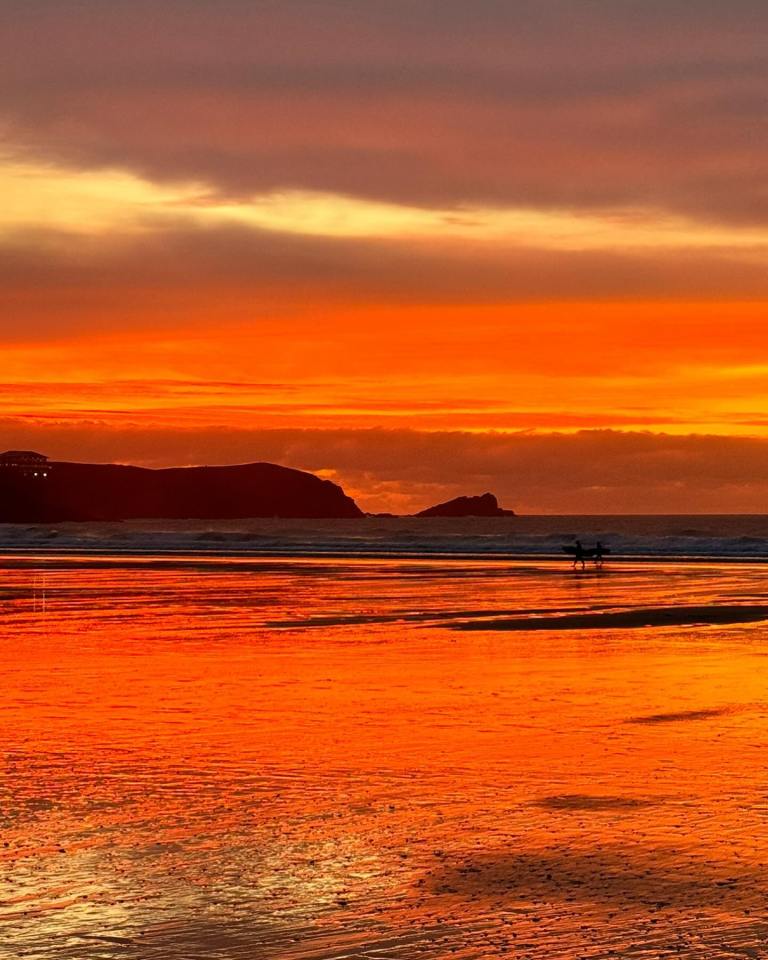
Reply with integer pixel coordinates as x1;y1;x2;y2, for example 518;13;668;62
0;458;363;522
415;493;515;518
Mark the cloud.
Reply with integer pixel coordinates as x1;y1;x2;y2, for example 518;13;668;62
4;158;768;255
2;220;768;342
1;1;766;225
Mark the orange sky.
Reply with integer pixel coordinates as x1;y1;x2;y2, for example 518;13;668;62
2;1;767;512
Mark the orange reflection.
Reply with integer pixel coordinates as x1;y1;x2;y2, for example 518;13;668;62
2;557;768;955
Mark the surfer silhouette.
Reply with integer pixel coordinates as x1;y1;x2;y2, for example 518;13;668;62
573;539;586;570
594;541;605;568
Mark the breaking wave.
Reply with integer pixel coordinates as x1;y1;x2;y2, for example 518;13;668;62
2;515;768;561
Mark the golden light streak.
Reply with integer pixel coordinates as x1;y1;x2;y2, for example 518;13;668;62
3;157;768;253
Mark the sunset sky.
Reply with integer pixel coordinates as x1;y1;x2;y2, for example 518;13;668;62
3;0;768;513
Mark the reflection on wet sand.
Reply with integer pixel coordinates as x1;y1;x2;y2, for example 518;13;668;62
2;557;768;958
626;707;735;724
534;794;658;810
454;604;768;631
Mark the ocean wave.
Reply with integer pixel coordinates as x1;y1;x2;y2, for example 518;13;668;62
1;516;768;560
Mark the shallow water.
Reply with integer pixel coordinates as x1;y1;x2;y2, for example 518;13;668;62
3;557;768;958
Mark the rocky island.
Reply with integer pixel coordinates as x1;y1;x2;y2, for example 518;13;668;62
0;451;363;522
415;493;515;517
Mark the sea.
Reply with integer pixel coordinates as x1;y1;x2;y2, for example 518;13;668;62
3;514;768;560
3;516;768;959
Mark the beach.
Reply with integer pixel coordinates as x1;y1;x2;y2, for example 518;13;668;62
3;540;768;958
6;0;766;954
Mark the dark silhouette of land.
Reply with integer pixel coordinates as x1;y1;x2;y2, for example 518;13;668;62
0;452;363;521
0;452;524;523
415;493;515;518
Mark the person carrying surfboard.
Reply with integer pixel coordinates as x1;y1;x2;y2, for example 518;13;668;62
573;539;586;570
594;541;606;568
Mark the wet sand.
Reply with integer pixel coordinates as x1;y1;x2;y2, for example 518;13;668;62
2;557;768;958
454;603;768;631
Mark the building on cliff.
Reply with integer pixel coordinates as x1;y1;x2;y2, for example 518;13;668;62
0;451;50;478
